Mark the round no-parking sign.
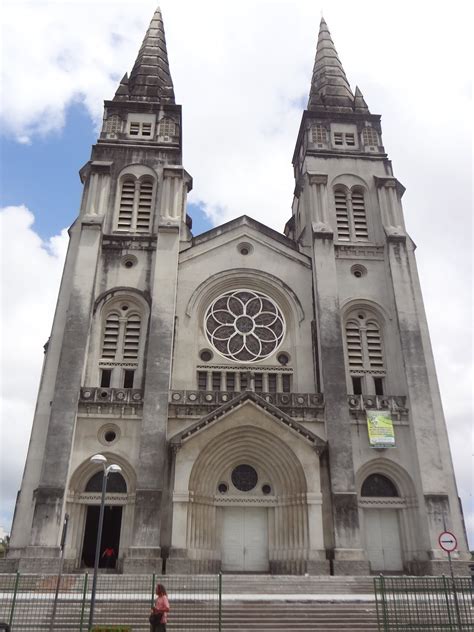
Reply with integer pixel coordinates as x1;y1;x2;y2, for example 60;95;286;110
438;531;457;552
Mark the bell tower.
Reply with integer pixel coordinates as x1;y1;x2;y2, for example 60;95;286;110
8;7;192;572
287;18;469;574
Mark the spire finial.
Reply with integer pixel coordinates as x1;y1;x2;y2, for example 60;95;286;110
125;6;175;103
308;18;354;112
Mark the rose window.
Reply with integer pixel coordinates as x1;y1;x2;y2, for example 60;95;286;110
205;289;285;362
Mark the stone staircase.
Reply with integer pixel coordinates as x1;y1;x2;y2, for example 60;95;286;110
0;574;380;630
218;575;378;631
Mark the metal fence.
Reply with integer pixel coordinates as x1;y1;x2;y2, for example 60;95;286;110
0;573;222;631
374;575;473;631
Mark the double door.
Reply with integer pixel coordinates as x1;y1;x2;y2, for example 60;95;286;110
221;506;269;572
364;508;403;571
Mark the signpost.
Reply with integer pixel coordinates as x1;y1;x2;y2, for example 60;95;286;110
438;530;461;628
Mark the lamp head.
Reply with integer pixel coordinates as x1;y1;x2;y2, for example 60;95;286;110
90;454;107;465
107;464;122;474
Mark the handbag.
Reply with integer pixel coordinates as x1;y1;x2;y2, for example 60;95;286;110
149;612;163;625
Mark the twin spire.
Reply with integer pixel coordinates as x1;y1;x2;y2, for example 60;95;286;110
308;17;369;113
114;9;368;113
113;7;175;104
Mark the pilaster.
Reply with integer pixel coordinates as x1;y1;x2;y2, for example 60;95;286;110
26;219;102;560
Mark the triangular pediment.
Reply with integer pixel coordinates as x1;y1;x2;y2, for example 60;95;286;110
180;215;311;268
170;391;326;454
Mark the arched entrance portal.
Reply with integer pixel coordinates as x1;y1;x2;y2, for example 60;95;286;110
80;471;127;569
170;399;327;574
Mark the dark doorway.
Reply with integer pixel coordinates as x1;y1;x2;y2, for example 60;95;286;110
81;505;123;568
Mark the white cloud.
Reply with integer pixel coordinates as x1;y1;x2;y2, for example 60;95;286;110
1;0;472;549
0;207;68;527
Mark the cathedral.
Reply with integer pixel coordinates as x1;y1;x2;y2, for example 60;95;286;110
5;8;469;575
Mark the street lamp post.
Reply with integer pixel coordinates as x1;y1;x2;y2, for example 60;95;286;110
87;454;122;632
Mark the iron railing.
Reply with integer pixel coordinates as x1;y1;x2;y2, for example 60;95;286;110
374;575;473;631
0;573;222;631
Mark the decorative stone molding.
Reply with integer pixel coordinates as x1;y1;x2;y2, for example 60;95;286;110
80;387;143;404
374;175;406;197
347;394;408;419
312;221;334;239
359;497;407;508
170;390;327;452
102;235;157;251
67;492;133;505
78;387;143;415
213;495;277;506
307;173;328;186
169;389;324;421
335;244;385;259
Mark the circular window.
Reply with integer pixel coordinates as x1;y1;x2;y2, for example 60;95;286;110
277;352;290;366
237;242;253;256
199;349;213;362
205;290;285;362
121;255;137;269
218;482;228;494
262;484;272;495
231;464;258;492
98;423;120;446
351;264;367;278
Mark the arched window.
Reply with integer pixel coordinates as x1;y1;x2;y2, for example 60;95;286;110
361;474;398;497
115;176;155;233
99;300;143;389
333;187;369;242
344;309;385;395
86;471;127;494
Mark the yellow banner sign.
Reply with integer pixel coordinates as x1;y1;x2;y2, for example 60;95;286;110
367;410;395;448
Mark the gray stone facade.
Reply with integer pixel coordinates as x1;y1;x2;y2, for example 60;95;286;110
4;10;470;576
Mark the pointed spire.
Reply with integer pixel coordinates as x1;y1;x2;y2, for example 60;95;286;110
113;73;129;101
308;18;354;112
354;86;370;113
127;7;175;103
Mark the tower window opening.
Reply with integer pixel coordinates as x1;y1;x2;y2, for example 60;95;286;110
123;369;135;388
345;133;355;146
254;373;263;392
352;376;362;395
334;189;350;241
100;369;112;388
129;122;140;136
141;122;152;136
373;377;384;395
116;176;155;234
99;304;143;387
345;311;385;395
334;187;368;242
334;132;344;145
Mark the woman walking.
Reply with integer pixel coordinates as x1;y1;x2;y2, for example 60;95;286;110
149;583;170;631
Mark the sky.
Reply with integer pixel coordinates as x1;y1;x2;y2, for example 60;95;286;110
0;0;472;551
